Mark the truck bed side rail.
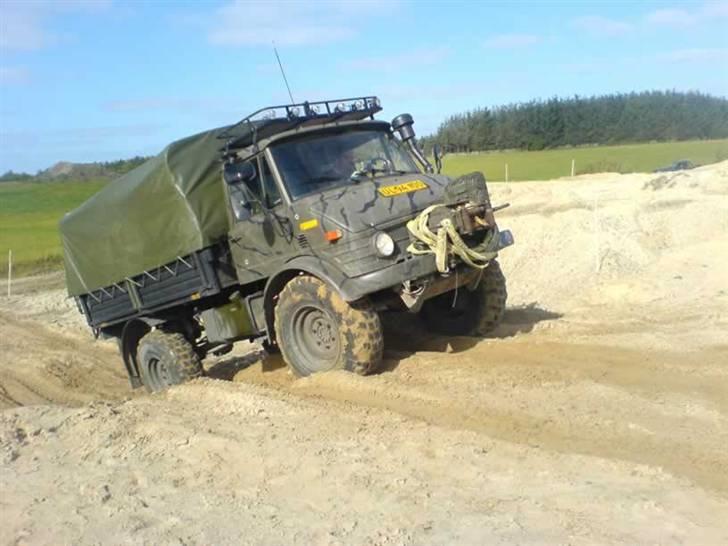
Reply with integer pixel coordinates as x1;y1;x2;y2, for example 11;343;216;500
79;246;226;329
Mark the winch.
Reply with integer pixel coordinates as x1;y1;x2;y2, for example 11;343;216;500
406;172;512;273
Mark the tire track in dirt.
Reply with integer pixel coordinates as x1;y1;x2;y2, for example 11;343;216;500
224;336;728;493
0;314;134;409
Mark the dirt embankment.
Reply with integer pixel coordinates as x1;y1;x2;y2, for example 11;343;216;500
1;163;727;545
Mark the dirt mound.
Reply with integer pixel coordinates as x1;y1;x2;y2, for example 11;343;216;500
492;161;728;351
1;163;727;543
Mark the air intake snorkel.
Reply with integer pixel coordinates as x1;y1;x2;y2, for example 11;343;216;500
391;113;433;173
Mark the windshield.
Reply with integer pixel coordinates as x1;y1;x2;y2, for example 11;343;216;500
270;130;420;200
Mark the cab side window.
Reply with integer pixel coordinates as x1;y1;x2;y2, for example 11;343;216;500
259;156;282;208
241;166;263;213
225;156;281;220
225;160;262;219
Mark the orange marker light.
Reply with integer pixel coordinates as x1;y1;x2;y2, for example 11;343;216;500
324;229;343;242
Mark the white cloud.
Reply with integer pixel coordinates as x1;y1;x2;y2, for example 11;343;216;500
0;66;31;86
484;33;540;49
570;2;727;40
0;0;111;51
343;47;451;73
646;1;728;27
646;8;696;27
1;3;51;50
571;15;633;37
658;48;728;63
208;0;397;47
701;0;728;17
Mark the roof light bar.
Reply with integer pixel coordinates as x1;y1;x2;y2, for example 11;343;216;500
219;96;383;148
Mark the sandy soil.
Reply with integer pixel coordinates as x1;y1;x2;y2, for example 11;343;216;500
1;163;727;545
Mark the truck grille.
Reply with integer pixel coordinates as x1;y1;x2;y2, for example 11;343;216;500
323;221;412;277
296;234;310;249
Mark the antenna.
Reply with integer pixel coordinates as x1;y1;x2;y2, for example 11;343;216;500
273;42;295;104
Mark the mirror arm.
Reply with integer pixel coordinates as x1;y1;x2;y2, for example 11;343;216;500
270;212;294;242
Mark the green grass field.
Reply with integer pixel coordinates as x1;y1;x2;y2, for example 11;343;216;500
1;138;727;278
441;139;728;180
0;180;106;276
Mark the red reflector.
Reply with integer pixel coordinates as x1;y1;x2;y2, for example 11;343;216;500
324;229;342;242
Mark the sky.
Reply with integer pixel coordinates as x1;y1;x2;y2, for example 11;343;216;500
0;0;727;173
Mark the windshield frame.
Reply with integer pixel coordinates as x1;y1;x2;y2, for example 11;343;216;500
268;127;420;201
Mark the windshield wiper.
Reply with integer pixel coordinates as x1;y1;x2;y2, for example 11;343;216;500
308;175;343;184
351;167;415;181
350;168;385;181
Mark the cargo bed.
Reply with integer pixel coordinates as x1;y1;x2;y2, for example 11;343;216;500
76;245;235;329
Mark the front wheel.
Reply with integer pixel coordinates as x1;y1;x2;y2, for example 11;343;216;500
421;260;507;336
274;275;383;377
137;330;203;392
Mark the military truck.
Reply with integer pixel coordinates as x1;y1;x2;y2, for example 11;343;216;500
60;97;513;392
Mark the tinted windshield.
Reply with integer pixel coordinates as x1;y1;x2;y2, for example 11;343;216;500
270;130;419;200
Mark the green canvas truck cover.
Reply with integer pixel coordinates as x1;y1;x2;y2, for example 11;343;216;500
60;127;230;296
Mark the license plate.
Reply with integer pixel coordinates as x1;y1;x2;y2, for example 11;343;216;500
378;180;429;197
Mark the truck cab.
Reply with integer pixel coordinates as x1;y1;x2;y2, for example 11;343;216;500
213;98;512;378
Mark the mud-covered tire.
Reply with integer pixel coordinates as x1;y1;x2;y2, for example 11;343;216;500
421;260;507;337
137;330;203;392
274;275;383;377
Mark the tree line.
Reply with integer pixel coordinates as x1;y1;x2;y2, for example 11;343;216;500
419;91;728;154
0;156;150;183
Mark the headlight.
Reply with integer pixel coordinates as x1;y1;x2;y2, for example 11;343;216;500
373;231;395;257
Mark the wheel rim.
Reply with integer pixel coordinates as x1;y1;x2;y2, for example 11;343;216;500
290;304;341;373
147;357;171;389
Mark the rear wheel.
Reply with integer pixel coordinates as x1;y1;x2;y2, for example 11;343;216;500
274;275;383;377
421;260;507;336
137;330;203;392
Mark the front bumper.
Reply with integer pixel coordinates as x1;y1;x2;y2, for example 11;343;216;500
339;228;514;302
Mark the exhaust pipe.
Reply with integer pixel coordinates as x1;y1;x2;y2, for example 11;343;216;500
391;113;433;173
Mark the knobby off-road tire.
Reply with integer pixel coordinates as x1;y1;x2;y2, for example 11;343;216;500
421;260;507;337
137;330;203;392
274;275;383;377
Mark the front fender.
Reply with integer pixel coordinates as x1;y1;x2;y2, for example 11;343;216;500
262;256;357;344
264;256;358;302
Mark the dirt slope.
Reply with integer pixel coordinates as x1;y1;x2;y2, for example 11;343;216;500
1;163;727;544
0;277;132;409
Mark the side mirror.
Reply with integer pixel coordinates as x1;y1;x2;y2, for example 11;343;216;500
224;160;256;185
224;161;256;222
433;144;443;174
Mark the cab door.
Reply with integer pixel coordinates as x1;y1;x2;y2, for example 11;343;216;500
226;154;297;284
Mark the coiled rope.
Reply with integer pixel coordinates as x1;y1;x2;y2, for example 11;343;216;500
406;204;498;273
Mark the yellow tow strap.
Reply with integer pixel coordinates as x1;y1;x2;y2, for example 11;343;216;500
406;204;498;273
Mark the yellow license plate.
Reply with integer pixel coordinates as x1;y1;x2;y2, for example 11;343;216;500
378;180;429;197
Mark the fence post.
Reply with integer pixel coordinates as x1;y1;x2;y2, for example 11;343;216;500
7;250;11;297
593;196;600;273
571;159;575;177
505;163;509;182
